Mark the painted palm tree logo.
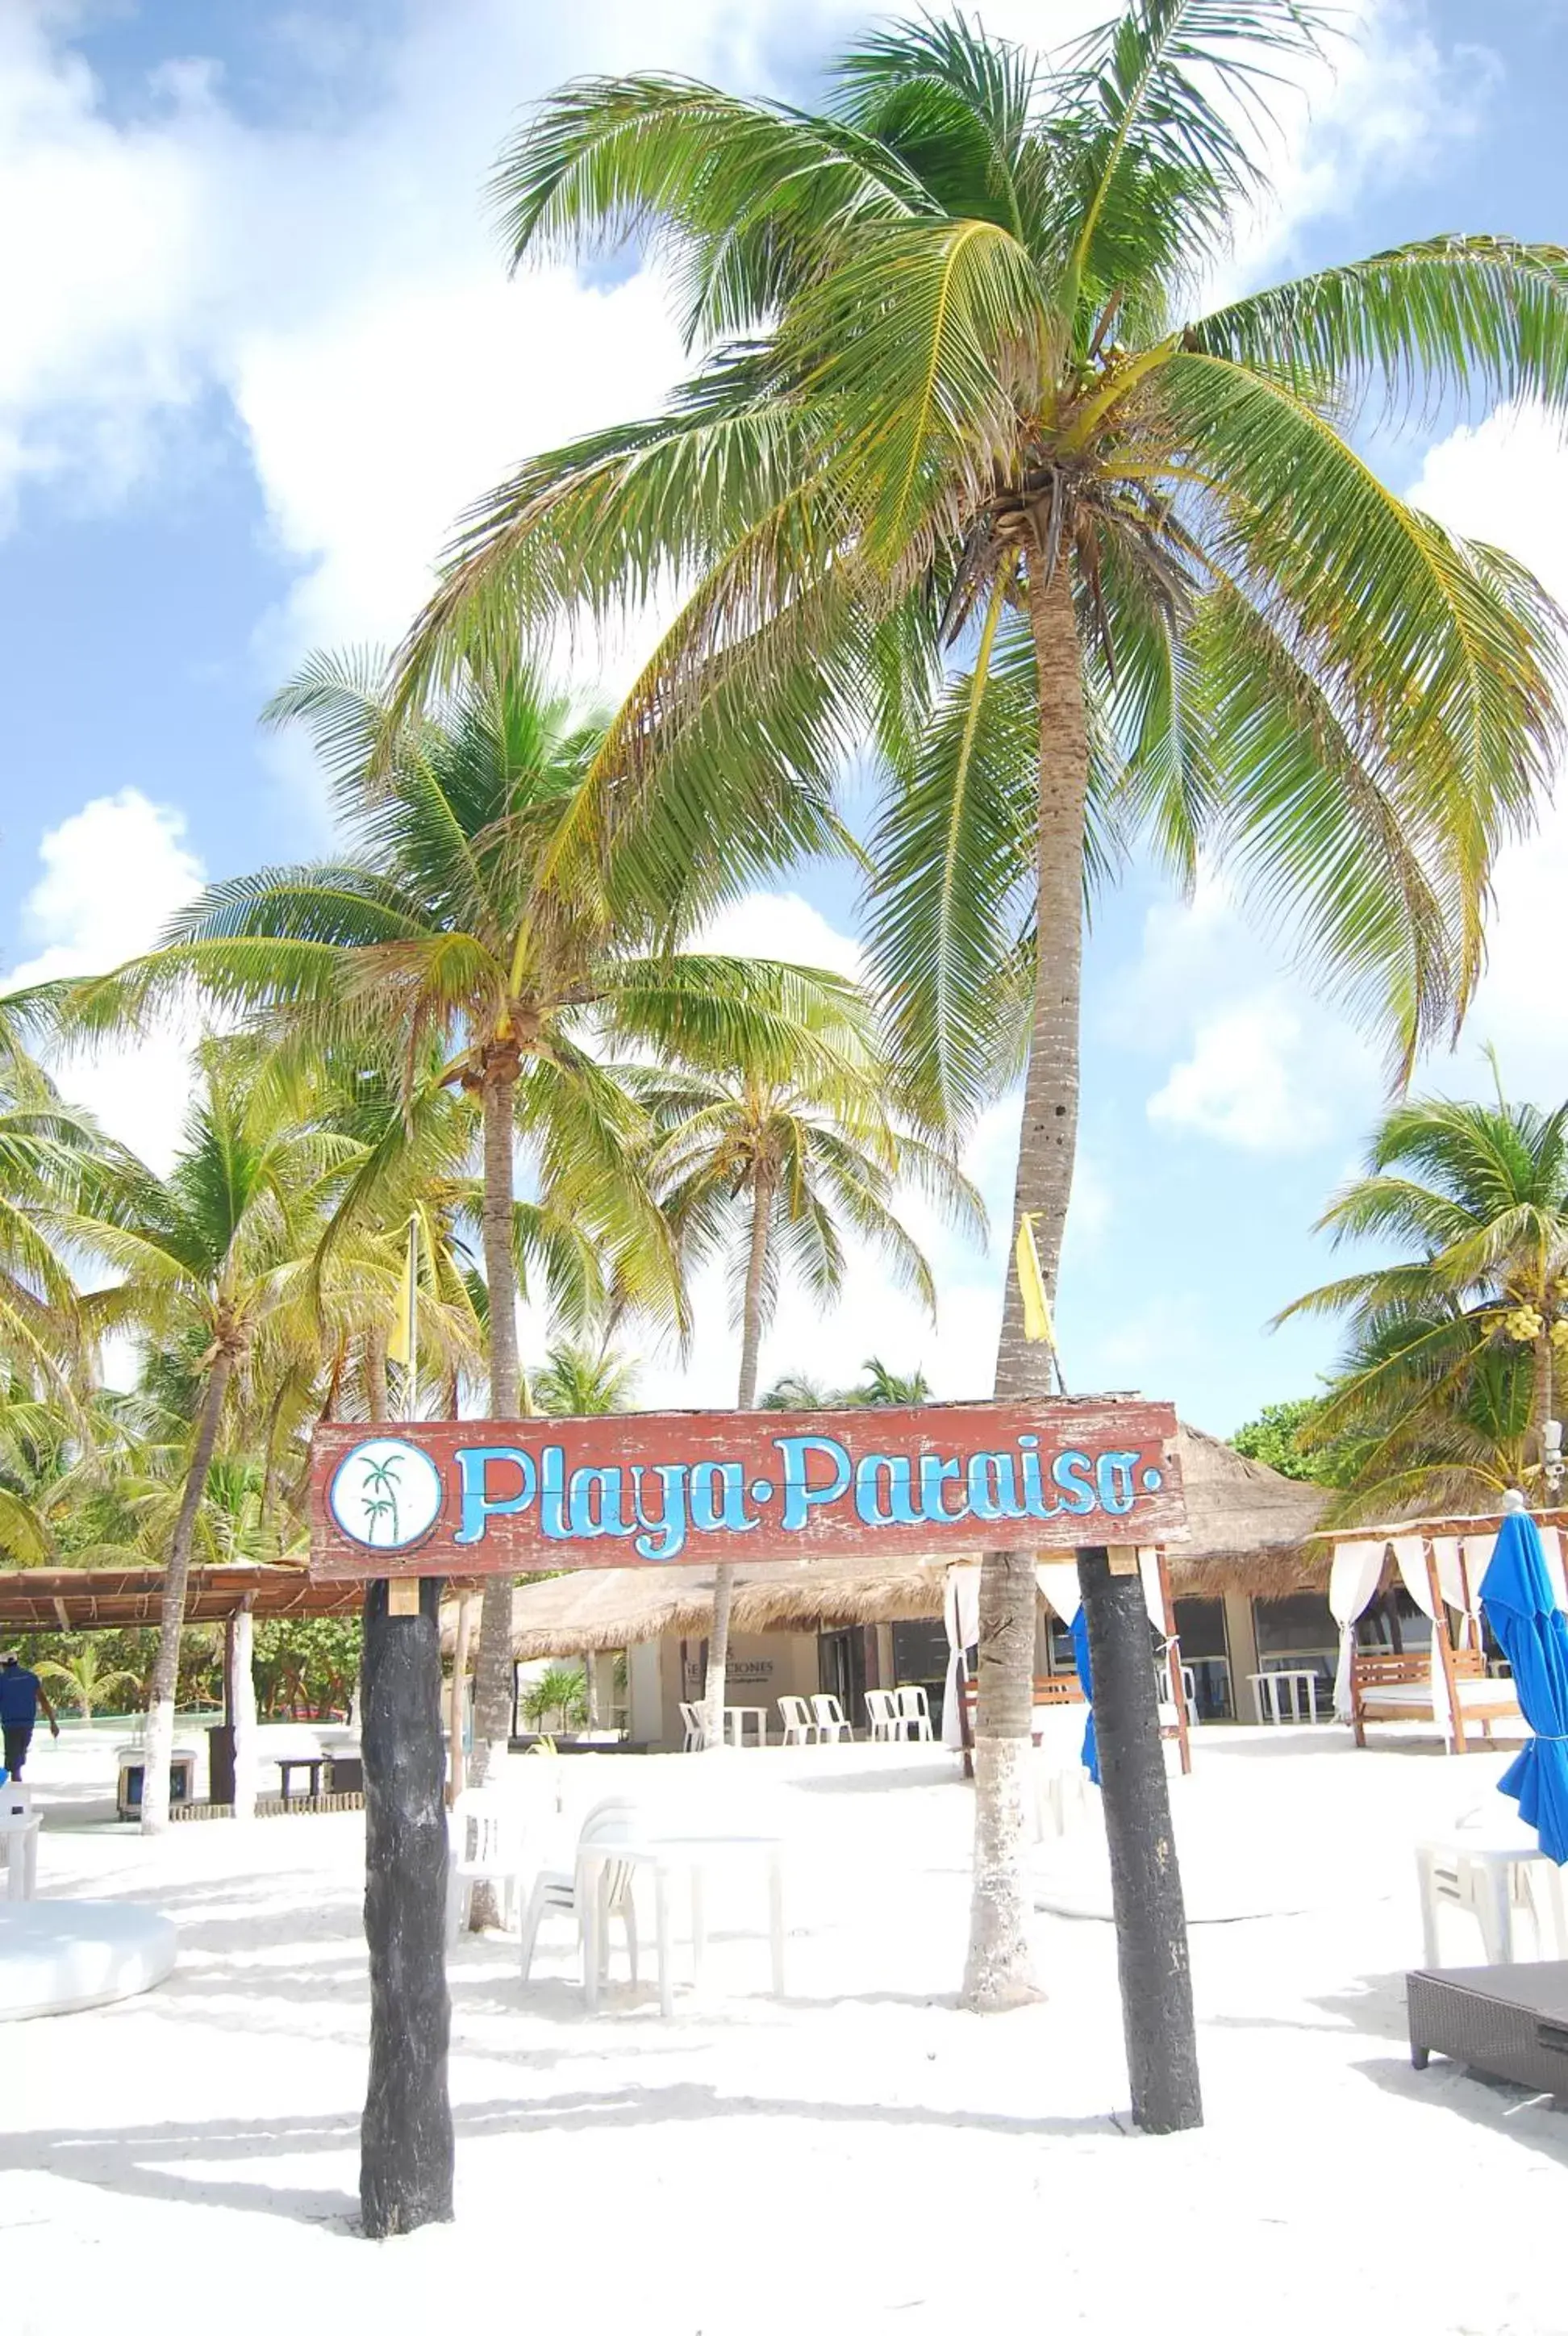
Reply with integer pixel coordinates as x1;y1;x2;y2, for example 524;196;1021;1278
358;1453;403;1546
328;1437;444;1550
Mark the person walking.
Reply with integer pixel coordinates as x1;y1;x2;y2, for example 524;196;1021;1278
0;1654;58;1779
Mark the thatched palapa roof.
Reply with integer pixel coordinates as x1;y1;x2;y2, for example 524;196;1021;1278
484;1424;1329;1658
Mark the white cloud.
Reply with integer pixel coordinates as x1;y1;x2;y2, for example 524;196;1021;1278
697;890;864;980
0;0;1498;677
5;790;203;1171
1407;404;1568;1103
1148;997;1353;1152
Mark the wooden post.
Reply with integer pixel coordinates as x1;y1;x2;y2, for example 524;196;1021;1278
1156;1549;1192;1776
1079;1546;1203;2134
448;1591;475;1807
1424;1537;1466;1755
360;1575;453;2238
231;1596;256;1821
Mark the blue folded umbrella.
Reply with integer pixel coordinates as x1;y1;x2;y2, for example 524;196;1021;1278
1069;1606;1100;1786
1479;1510;1568;1865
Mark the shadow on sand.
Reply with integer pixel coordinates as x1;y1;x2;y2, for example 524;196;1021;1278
0;2083;1131;2234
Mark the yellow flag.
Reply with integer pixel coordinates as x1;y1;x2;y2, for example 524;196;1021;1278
1014;1212;1054;1347
387;1215;418;1369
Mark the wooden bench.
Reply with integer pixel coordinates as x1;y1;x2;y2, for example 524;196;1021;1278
957;1669;1191;1777
958;1674;1084;1736
1350;1648;1520;1754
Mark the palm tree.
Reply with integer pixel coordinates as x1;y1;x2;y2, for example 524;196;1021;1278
50;1037;352;1830
399;2;1568;2006
35;1642;140;1721
637;1052;981;1743
849;1358;932;1406
0;1038;102;1399
532;1340;638;1417
61;649;869;1801
760;1357;932;1405
1279;1091;1568;1513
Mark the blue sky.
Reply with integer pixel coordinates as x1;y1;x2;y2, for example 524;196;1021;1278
2;0;1566;1432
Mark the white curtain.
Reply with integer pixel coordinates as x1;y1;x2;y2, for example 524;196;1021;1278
1034;1560;1081;1626
1329;1540;1387;1723
941;1565;982;1749
1391;1533;1451;1742
1433;1534;1487;1648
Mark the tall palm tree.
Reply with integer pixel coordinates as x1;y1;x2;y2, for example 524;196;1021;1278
849;1357;932;1406
398;2;1568;2004
60;649;871;1798
51;1038;352;1830
0;1038;102;1399
532;1339;639;1417
637;1053;981;1742
1279;1091;1568;1513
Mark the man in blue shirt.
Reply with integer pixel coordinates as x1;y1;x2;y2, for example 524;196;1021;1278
0;1654;59;1779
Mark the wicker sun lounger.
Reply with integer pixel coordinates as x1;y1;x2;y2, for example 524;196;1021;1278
1407;1959;1568;2097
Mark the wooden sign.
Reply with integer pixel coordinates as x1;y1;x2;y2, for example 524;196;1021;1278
309;1397;1183;1579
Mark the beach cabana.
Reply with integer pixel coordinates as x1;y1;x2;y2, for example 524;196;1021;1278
0;1564;372;1810
1316;1508;1568;1751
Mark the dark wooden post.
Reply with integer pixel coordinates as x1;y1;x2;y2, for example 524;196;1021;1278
1078;1546;1203;2134
360;1575;454;2237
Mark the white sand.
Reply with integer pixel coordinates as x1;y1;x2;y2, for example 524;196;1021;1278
3;1724;1566;2336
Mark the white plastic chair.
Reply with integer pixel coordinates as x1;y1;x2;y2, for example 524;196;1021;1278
865;1689;899;1743
895;1685;933;1742
1419;1827;1568;1966
519;1798;644;1995
678;1700;707;1753
1181;1664;1201;1722
778;1695;815;1746
810;1692;851;1744
447;1789;524;1941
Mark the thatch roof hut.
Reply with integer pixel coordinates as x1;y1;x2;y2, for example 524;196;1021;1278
477;1423;1328;1659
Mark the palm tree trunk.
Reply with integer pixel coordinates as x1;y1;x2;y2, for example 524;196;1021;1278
961;557;1088;2007
365;1327;390;1425
469;1058;521;1918
1533;1323;1555;1489
140;1348;234;1834
704;1181;771;1750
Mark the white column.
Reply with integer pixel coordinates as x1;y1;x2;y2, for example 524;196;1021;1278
231;1601;257;1821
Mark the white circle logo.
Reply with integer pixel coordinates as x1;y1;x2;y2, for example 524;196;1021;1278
328;1437;444;1550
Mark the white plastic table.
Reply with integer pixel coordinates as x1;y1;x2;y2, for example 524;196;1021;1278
723;1707;769;1749
1249;1668;1320;1725
1416;1836;1568;1966
0;1812;40;1902
577;1831;786;2017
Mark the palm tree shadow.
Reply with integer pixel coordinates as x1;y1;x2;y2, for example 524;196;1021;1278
0;2085;1132;2235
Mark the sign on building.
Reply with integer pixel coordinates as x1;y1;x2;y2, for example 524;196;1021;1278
310;1397;1184;1579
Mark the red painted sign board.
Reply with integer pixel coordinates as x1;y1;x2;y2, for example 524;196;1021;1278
308;1397;1184;1579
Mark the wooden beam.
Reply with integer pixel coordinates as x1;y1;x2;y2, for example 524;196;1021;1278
1424;1537;1466;1754
1157;1549;1192;1776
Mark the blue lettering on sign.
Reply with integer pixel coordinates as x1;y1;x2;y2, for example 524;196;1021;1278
966;1451;1024;1522
1096;1450;1140;1516
775;1434;852;1532
855;1453;920;1528
430;1425;1170;1556
567;1466;633;1538
1016;1435;1060;1520
690;1460;754;1537
629;1465;688;1562
453;1447;536;1546
918;1453;969;1522
1050;1449;1097;1514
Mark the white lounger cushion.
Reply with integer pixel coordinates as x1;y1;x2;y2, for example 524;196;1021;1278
0;1900;176;2021
1359;1678;1520;1713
